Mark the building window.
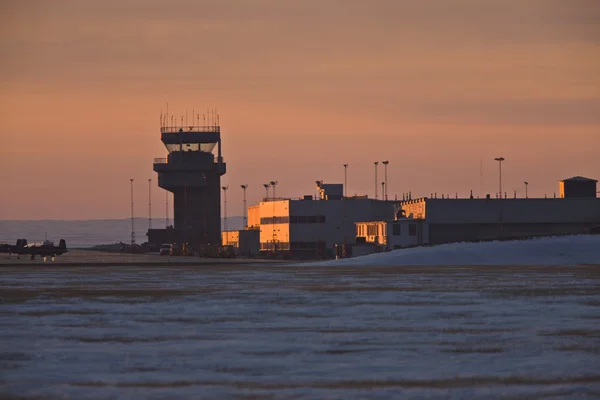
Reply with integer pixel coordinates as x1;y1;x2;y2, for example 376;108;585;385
408;223;417;236
260;216;290;224
288;215;326;224
392;223;401;236
367;225;377;236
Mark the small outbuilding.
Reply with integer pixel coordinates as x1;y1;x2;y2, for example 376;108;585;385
559;176;598;199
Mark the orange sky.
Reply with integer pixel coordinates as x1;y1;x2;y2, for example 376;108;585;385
1;0;599;219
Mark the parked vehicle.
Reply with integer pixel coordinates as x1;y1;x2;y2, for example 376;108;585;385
159;244;172;256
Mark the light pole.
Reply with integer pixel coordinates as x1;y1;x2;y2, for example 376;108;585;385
263;183;270;200
222;185;228;244
343;164;348;198
524;181;528;199
374;161;379;199
381;181;385;201
382;161;389;200
165;190;169;228
241;184;248;228
494;157;505;198
148;178;152;230
269;181;278;254
130;178;135;252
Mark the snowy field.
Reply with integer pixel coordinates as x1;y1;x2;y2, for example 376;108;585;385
1;263;599;399
314;235;600;267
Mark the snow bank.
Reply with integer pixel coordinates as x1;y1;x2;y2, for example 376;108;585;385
310;235;600;266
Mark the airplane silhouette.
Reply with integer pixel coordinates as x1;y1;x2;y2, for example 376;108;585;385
1;239;68;260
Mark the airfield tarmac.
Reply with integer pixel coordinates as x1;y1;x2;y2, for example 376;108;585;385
1;263;599;399
0;249;284;267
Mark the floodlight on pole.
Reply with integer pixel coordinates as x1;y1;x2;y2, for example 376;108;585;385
241;184;248;228
269;181;278;254
269;181;278;200
130;178;135;253
343;164;348;198
494;157;505;198
222;185;228;234
148;178;152;230
374;162;379;199
524;181;529;199
382;161;389;200
263;183;270;200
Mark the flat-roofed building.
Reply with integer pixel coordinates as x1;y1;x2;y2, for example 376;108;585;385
221;229;260;256
253;184;395;258
356;195;600;251
559;176;598;199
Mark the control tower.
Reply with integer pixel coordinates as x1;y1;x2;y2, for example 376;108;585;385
149;115;226;248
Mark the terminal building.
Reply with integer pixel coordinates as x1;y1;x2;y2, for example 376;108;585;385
225;183;395;258
355;176;600;252
148;118;226;249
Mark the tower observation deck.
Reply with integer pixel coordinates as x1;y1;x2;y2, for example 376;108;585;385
151;120;226;248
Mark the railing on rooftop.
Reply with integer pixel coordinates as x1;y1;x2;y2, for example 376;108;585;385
161;125;220;133
153;157;225;165
262;197;292;202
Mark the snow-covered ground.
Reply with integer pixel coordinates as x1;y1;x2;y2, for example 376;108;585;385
313;235;600;266
2;263;599;399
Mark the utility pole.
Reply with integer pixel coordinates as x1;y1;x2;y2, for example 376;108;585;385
382;161;389;200
241;184;248;228
148;179;152;230
343;164;348;198
374;161;379;199
130;178;135;253
494;157;505;198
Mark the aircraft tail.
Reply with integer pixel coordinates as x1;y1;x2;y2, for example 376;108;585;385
16;239;27;247
59;239;67;249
